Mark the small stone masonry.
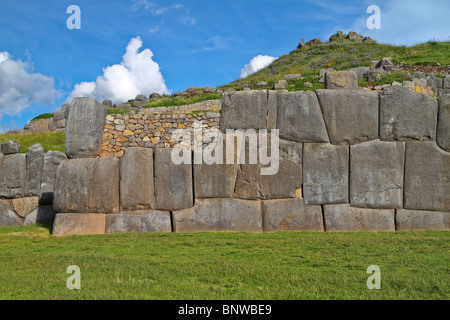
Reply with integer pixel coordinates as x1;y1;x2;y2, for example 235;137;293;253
1;87;448;235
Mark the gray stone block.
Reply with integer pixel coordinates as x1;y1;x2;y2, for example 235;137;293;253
53;158;120;214
325;70;358;89
0;153;27;198
24;144;45;197
404;142;450;212
106;211;172;234
0;200;21;226
65;97;107;158
277;91;329;143
39;151;68;205
120;148;155;211
380;86;438;141
324;204;395;232
396;209;449;231
303;143;349;205
53;213;106;236
350;140;405;209
52;110;65;121
266;90;278;129
24;206;57;226
444;76;450;89
262;198;323;232
102;100;113;108
437;95;450;152
173;199;262;233
1;141;20;155
154;148;193;211
316;89;379;145
349;67;370;82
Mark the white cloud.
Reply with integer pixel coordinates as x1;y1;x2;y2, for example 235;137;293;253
0;51;56;119
240;55;277;79
68;37;169;104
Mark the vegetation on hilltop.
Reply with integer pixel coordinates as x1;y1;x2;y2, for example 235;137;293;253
0;132;65;153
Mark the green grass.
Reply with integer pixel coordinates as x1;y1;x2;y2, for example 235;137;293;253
0;132;65;153
142;93;222;109
359;72;408;87
0;225;448;300
31;113;53;121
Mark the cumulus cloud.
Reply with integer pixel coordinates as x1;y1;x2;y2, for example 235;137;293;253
68;37;169;104
0;52;56;119
240;55;277;79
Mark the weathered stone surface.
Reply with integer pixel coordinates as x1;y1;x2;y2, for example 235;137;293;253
102;100;113;108
323;204;395;232
266;90;278;129
120;148;154;210
53;158;120;214
350;140;405;209
53;213;106;236
277;91;329;143
24;206;57;226
303;143;349;205
380;86;438;141
349;67;370;82
443;76;450;89
396;209;449;231
367;69;386;82
11;197;39;218
1;141;20;155
375;57;394;69
0;153;26;198
173;199;262;233
135;94;147;101
0;200;21;226
404;142;450;212
316;89;379;145
39;151;68;205
274;80;288;90
155;148;193;211
437;95;450;152
220;90;273;131
65;97;107;158
106;211;172;234
262;198;323;232
53;110;65;121
24;144;45;197
325;71;358;89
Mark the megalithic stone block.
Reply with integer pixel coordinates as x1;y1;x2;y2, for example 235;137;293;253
53;158;120;214
303;143;349;205
324;70;358;89
316;89;379;145
380;86;438;141
437;94;450;152
173;198;262;233
396;209;449;231
39;151;68;205
155;148;193;211
323;204;395;232
53;213;106;236
65;97;107;158
262;198;323;232
24;206;57;226
106;211;172;234
404;142;450;212
0;199;21;226
350;140;405;209
277;91;329;143
0;153;27;198
120;148;155;210
24;144;45;197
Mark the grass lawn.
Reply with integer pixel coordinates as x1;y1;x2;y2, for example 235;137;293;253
0;225;448;300
0;132;65;154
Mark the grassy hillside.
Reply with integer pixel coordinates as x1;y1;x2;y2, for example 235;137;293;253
0;132;65;153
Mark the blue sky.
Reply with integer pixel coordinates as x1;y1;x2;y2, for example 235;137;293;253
0;0;449;131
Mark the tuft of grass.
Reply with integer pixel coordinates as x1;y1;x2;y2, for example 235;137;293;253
0;132;65;153
143;93;222;109
32;113;53;121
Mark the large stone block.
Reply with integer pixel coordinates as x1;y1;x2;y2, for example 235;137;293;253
303;143;349;205
1;141;20;155
324;70;358;89
53;158;120;214
53;213;106;236
24;206;57;226
155;148;193;211
349;67;370;82
65;97;107;158
396;209;449;231
220;90;274;131
39;151;68;205
262;198;323;232
323;204;395;232
106;211;172;234
437;95;450;152
173;199;262;233
380;86;438;141
277;91;329;143
120;148;154;210
316;89;379;145
11;197;39;218
404;142;450;212
24;144;45;197
0;153;27;198
350;140;405;209
0;200;21;226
